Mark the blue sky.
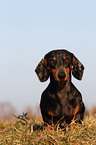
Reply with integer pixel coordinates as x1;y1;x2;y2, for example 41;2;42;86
0;0;96;113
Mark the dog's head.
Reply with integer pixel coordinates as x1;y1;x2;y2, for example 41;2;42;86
35;50;84;82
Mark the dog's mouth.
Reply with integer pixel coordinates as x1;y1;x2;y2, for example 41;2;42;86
54;77;67;82
53;74;67;82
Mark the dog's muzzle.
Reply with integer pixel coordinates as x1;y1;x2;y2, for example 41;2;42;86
58;70;66;80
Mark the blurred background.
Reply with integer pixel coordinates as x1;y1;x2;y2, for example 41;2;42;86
0;0;96;119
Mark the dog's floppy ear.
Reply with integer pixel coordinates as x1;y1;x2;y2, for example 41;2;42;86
72;54;84;80
35;57;49;82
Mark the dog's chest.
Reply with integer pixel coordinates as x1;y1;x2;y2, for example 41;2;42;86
47;92;68;116
47;89;78;116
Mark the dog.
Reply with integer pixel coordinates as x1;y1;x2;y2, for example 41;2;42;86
35;49;85;128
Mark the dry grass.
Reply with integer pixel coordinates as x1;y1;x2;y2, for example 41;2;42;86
0;113;96;145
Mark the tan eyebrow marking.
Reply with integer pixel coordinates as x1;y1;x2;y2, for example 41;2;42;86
53;57;56;61
63;56;66;60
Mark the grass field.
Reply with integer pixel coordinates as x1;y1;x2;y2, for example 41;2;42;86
0;113;96;145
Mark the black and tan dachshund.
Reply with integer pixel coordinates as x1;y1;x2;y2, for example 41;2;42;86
35;49;85;129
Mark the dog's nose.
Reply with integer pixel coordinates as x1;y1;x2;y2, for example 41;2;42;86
58;71;66;79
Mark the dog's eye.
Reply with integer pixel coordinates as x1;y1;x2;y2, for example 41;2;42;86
49;57;56;65
63;56;69;63
49;58;56;68
65;58;69;63
50;60;55;64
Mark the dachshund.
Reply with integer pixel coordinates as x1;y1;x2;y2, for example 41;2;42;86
35;49;85;129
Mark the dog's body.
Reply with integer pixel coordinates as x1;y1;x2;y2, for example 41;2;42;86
35;49;85;128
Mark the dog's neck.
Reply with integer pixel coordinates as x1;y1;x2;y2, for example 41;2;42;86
50;77;71;93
